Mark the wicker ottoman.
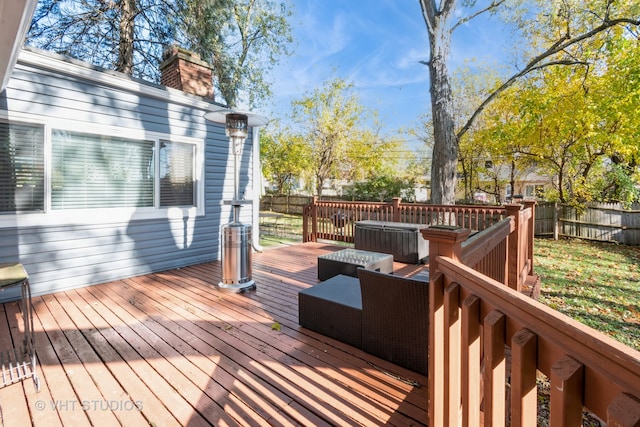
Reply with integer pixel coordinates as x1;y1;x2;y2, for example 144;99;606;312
298;275;362;348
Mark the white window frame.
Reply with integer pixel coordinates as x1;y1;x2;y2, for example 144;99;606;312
0;112;205;227
524;184;535;197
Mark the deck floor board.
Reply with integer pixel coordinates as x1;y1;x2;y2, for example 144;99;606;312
0;242;429;426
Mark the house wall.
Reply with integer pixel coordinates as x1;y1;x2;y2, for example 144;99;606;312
0;49;256;301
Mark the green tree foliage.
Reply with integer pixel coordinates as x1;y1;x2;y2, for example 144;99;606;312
418;0;640;205
177;0;293;107
259;126;310;195
291;77;401;197
470;29;640;205
346;175;418;202
591;163;640;208
26;0;293;107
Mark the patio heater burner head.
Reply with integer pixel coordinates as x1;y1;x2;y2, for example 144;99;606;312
225;113;248;138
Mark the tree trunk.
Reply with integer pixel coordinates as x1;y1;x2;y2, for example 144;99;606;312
315;174;324;198
420;0;459;205
423;1;458;205
510;158;516;201
116;0;136;75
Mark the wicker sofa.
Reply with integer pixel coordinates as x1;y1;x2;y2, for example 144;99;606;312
298;269;429;375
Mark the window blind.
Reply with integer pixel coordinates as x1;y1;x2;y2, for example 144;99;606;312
160;141;195;207
0;122;45;213
51;130;154;209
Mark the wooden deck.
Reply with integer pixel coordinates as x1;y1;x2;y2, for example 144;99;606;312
0;242;429;426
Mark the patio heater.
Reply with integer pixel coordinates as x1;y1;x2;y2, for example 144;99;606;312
204;108;267;293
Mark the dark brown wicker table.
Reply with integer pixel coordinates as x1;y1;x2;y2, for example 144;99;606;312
317;248;393;281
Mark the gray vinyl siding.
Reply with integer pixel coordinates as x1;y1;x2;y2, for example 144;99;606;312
0;49;256;301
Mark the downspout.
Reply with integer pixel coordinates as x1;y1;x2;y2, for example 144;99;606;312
251;127;264;252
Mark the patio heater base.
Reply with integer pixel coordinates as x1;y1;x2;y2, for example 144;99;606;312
217;221;255;293
216;279;256;293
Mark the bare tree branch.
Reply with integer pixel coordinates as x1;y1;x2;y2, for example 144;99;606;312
451;0;507;33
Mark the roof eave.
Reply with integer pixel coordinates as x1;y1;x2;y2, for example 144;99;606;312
0;0;38;92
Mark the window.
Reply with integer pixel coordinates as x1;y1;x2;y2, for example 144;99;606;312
525;185;535;198
160;141;195;207
0;119;202;222
52;130;154;209
0;122;45;213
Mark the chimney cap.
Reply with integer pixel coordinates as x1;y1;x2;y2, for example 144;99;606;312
159;45;213;70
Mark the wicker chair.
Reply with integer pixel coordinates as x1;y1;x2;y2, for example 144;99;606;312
357;269;429;375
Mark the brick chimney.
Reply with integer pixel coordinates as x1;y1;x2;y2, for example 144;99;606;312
159;46;214;99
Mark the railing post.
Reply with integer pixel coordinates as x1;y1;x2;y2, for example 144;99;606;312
554;201;560;241
421;225;470;427
505;203;523;291
422;226;471;273
392;197;402;222
311;196;318;242
523;200;536;275
302;204;309;242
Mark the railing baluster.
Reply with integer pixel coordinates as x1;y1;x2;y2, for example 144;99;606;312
550;355;584;427
484;310;507;427
511;328;538;427
430;273;446;427
462;294;481;427
445;283;462;426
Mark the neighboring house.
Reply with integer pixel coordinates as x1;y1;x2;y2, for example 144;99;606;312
0;46;263;302
469;162;553;204
504;165;553;202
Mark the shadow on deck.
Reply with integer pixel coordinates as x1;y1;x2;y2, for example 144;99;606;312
0;242;429;426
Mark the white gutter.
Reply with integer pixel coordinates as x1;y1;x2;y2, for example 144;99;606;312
252;127;264;252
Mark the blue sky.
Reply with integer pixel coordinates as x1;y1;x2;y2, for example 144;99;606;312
263;0;513;144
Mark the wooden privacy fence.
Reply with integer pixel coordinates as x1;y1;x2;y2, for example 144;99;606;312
302;197;512;243
260;195;312;215
422;213;640;427
536;202;640;244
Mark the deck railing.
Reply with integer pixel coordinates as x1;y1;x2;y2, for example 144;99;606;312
422;207;640;426
302;197;509;243
458;203;536;293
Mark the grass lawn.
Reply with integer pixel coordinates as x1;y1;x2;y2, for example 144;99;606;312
259;234;302;248
535;237;640;351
